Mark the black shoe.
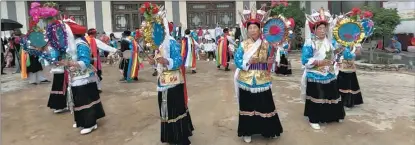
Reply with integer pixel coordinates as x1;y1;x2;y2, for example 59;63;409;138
133;77;138;81
225;68;230;71
41;80;51;83
152;71;158;76
119;78;126;82
1;72;6;75
98;90;102;94
217;66;220;69
191;70;197;74
31;83;38;85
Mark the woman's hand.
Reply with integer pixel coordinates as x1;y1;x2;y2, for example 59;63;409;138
267;57;274;64
157;57;169;66
148;57;155;65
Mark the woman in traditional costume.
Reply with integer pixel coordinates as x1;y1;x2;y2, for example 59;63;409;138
335;8;373;109
234;6;283;143
57;19;106;135
301;8;345;130
140;3;194;144
216;28;237;71
275;41;292;76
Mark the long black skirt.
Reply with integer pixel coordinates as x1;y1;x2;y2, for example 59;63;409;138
27;55;43;73
47;73;67;110
238;88;283;138
304;79;345;123
337;71;363;108
158;84;194;145
72;82;105;128
276;54;292;75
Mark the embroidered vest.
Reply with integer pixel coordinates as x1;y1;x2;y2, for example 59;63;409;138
238;40;271;86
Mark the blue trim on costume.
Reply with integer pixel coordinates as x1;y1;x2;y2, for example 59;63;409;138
234;44;244;69
169;39;183;70
301;43;336;81
77;43;91;67
343;46;355;60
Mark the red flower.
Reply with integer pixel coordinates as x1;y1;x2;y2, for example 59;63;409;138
152;6;159;14
280;0;288;7
351;7;361;16
363;11;373;18
152;3;157;8
143;2;150;8
139;6;146;14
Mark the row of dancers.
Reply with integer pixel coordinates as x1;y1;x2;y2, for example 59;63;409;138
28;2;365;145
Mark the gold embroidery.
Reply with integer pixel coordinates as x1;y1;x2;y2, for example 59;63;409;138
159;70;183;86
161;109;189;123
239;110;279;118
238;39;272;85
340;60;356;72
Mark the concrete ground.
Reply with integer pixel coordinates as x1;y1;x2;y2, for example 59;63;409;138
1;54;415;145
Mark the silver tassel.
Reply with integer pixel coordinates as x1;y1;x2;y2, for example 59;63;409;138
66;71;75;114
160;90;169;121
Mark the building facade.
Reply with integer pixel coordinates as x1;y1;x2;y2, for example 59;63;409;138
1;1;383;35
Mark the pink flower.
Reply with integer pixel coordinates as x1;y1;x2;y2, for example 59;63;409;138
271;0;278;7
30;2;40;9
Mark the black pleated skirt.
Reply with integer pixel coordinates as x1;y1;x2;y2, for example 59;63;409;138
47;73;67;110
158;84;194;145
337;71;363;108
304;79;345;123
72;82;105;128
26;55;43;73
238;88;283;138
276;54;292;75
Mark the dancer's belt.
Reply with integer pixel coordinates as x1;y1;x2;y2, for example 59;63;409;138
249;63;268;70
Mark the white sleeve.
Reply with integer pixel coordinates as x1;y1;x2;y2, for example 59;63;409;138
227;36;237;46
95;38;117;53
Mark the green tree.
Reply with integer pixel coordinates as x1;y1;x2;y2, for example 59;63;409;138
270;1;305;49
361;6;401;39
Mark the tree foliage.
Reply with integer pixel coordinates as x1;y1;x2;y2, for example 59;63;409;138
269;1;305;49
270;1;305;34
361;6;401;39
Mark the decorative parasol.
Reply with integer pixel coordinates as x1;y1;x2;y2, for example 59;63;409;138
333;18;365;47
263;16;289;45
361;18;374;38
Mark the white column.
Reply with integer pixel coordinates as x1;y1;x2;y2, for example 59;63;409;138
102;2;112;33
1;2;8;19
179;1;187;30
249;0;255;8
310;1;328;12
165;1;173;22
1;2;9;37
235;1;243;24
15;1;28;34
85;1;96;29
300;1;306;9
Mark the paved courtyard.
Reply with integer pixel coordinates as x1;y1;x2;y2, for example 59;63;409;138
1;53;415;145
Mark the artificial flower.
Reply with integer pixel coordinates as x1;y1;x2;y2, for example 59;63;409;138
351;7;361;16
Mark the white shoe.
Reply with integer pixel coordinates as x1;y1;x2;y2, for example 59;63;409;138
344;107;351;111
310;123;320;130
53;108;67;114
243;136;252;143
80;124;98;135
73;123;80;128
338;119;344;123
207;59;210;61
